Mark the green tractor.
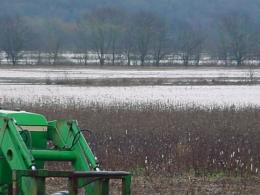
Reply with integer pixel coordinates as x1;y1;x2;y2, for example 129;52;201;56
0;110;131;194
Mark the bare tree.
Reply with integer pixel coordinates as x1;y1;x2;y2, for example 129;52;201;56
44;20;64;65
219;12;257;66
25;18;47;65
75;20;91;65
151;18;169;66
89;21;109;66
0;16;29;65
120;14;137;66
176;24;204;66
256;31;260;63
121;24;134;66
86;8;124;66
132;11;157;66
110;24;123;65
216;33;230;65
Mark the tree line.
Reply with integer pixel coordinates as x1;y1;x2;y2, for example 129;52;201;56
0;8;259;66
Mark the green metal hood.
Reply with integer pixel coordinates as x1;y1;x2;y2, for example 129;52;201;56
0;110;48;126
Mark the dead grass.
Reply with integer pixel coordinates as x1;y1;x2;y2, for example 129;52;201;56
3;100;260;176
45;175;260;195
2;99;260;193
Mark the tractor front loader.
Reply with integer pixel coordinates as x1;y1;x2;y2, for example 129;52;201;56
0;110;131;194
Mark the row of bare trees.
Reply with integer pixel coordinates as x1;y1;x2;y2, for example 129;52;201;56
216;12;260;66
0;9;259;66
0;16;29;65
76;9;171;66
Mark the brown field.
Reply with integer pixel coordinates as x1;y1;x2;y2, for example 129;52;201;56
3;100;260;194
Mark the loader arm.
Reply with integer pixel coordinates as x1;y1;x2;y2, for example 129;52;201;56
48;120;102;194
0;117;37;195
0;110;131;194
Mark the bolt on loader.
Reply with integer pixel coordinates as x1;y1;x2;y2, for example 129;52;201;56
0;110;131;194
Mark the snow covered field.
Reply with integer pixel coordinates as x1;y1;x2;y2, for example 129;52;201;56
0;84;260;107
0;67;259;107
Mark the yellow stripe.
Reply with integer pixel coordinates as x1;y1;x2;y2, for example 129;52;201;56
19;126;47;132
